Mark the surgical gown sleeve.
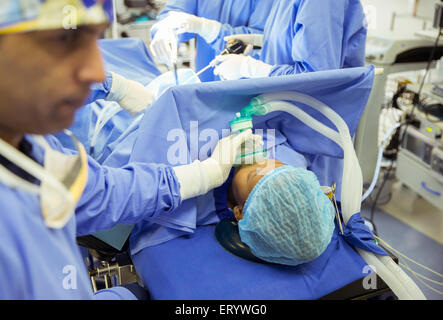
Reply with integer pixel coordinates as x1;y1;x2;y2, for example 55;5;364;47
268;0;356;76
43;136;182;237
76;159;182;236
85;71;113;103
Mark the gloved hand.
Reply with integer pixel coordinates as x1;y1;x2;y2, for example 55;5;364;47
224;33;264;55
150;16;179;67
106;72;154;116
213;54;273;80
172;129;263;200
169;11;222;44
150;11;222;66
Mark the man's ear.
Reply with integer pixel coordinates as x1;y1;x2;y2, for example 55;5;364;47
233;205;244;221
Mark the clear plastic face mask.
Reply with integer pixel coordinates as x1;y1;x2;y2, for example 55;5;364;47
230;111;269;166
234;150;269;166
233;138;269;166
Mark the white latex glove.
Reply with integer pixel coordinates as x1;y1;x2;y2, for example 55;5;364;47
213;54;273;80
172;129;263;200
106;72;154;116
168;11;222;44
150;17;179;67
224;33;264;55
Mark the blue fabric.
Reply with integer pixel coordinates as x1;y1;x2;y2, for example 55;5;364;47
99;66;376;255
156;0;274;82
343;213;388;256
239;166;336;266
132;222;370;299
0;134;181;299
112;284;149;300
261;0;367;76
55;38;161;162
94;38;162;87
87;72;113;103
93;287;137;300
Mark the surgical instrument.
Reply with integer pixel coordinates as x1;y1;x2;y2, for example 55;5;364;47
182;39;247;84
322;182;344;235
173;62;179;86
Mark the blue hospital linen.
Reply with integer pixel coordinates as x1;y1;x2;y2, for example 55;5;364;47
131;221;369;299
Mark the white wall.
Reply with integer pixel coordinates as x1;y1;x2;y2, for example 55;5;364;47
360;0;440;34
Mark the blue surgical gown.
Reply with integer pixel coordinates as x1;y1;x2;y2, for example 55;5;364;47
155;0;274;82
261;0;367;75
0;135;181;299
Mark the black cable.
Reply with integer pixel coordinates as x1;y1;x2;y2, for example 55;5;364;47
366;121;410;236
417;28;442;98
366;27;442;235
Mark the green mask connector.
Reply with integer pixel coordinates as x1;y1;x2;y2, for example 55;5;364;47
249;96;266;109
240;102;268;117
229;101;269;133
229;113;253;133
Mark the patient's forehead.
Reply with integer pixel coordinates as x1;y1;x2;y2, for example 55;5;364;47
236;159;285;175
230;159;287;208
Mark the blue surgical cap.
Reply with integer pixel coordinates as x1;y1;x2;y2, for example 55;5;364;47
0;0;113;34
238;165;335;266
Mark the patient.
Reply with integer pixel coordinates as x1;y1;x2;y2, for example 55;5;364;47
223;159;336;266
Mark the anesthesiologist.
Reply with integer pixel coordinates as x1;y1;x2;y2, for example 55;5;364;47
0;0;260;300
149;0;274;82
213;0;368;80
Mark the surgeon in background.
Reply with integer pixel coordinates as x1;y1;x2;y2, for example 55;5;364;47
149;0;274;82
0;0;260;299
213;0;367;80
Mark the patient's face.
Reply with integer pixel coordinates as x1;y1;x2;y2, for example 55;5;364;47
230;159;285;220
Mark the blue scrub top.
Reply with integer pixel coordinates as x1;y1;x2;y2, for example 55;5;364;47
261;0;367;75
0;135;181;299
156;0;274;82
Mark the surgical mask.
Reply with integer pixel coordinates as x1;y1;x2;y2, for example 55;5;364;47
0;131;88;229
